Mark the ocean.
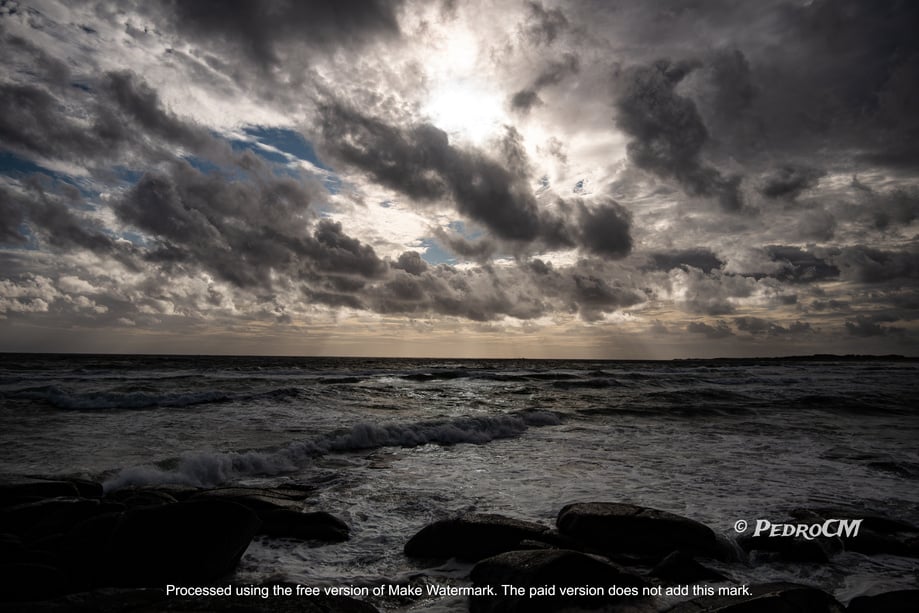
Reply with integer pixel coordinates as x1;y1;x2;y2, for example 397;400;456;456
1;354;917;609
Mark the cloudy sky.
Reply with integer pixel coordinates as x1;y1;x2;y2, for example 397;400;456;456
1;0;917;358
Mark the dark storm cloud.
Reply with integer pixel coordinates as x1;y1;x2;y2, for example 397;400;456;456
775;0;919;169
0;83;116;163
320;103;635;258
614;59;743;211
698;48;755;124
434;229;498;262
830;246;919;284
23;181;118;255
510;89;542;113
687;320;733;339
0;187;27;245
362;257;646;323
103;71;214;153
0;181;122;256
393;251;429;275
522;1;568;46
511;53;579;114
765;246;839;284
0;67;225;171
850;181;919;231
156;0;403;67
674;268;754;316
576;198;632;259
735;317;812;337
647;249;723;274
844;315;904;338
117;161;385;289
759;165;825;200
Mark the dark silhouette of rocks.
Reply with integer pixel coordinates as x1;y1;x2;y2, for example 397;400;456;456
469;548;648;613
404;513;554;561
556;502;737;561
846;589;919;613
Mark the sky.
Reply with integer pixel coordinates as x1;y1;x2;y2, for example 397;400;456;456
1;0;917;359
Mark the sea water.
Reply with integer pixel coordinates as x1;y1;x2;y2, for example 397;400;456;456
1;354;917;608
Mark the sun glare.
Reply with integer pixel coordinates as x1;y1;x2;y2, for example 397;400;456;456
419;23;507;145
423;79;506;144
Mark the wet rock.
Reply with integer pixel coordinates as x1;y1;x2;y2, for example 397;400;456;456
737;533;839;564
259;509;349;542
556;502;735;561
650;550;730;584
469;548;648;613
847;589;919;613
788;508;919;558
61;498;260;588
404;513;554;561
105;488;179;508
110;498;260;585
2;498;125;540
0;480;79;507
664;582;844;612
0;562;68;602
188;487;305;516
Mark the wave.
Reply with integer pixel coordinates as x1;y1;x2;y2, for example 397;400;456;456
103;410;561;491
1;384;304;410
3;386;234;410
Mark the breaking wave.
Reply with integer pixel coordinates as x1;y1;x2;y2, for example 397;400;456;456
103;410;561;491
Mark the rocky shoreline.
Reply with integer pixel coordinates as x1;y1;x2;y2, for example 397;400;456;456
2;475;917;612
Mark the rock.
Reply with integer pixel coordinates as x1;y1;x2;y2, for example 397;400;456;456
556;502;735;561
62;498;260;588
847;589;919;613
106;489;179;509
0;480;79;507
664;582;844;613
58;512;124;589
0;562;68;602
650;550;730;584
259;510;349;542
737;532;839;564
469;548;648;613
788;508;919;558
404;513;554;561
1;498;125;540
0;477;103;507
188;487;304;516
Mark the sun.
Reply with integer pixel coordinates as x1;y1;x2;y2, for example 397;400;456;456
419;24;507;145
423;79;506;145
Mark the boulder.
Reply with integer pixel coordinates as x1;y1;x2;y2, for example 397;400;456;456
788;508;919;558
847;589;919;613
469;548;648;613
404;513;553;561
188;487;304;516
105;488;179;508
650;550;730;584
664;582;844;613
0;562;68;603
737;532;840;563
0;480;78;508
259;510;349;542
62;498;260;587
556;502;735;561
1;498;125;540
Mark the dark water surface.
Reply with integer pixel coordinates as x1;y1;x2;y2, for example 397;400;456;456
2;354;917;606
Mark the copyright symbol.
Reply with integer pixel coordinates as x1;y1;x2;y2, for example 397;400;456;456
733;519;748;533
